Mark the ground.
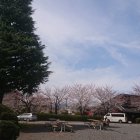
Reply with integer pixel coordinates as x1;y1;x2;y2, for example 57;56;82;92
17;121;140;140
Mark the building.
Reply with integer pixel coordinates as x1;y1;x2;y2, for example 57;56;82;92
93;94;140;122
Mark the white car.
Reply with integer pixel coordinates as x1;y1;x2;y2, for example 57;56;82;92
17;113;37;121
104;113;127;123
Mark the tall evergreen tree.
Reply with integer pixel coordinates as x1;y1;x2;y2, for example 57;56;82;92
0;0;51;103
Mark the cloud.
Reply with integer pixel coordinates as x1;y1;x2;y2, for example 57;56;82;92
32;0;140;92
45;62;140;92
105;47;128;66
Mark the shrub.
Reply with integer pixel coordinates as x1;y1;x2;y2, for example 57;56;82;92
0;104;18;125
0;105;20;140
93;115;103;120
37;112;49;121
37;113;101;121
0;112;18;124
0;104;14;116
135;118;140;123
0;120;20;140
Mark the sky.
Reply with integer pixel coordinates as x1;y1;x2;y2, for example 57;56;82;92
32;0;140;92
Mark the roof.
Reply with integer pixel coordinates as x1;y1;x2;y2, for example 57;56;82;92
113;94;140;113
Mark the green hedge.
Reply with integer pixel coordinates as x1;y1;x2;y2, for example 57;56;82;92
135;118;140;123
0;104;14;116
0;112;18;124
0;104;18;124
0;120;20;140
0;104;20;139
37;113;102;121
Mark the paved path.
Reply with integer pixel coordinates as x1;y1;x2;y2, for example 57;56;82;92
17;122;140;140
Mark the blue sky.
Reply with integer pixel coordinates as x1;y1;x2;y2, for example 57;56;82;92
32;0;140;92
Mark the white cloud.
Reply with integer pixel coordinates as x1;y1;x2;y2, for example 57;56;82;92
44;62;139;92
120;41;140;50
33;0;114;46
33;0;140;92
105;47;128;66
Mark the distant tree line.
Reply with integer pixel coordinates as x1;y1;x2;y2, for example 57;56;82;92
3;84;140;115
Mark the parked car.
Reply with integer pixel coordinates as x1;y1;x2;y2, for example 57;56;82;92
104;113;127;123
17;113;37;121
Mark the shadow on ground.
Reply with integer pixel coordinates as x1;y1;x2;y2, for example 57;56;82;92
20;123;112;133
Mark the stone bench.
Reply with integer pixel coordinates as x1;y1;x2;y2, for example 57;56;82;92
65;124;73;132
51;124;58;132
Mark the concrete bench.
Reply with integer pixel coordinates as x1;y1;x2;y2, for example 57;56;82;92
51;124;58;132
89;121;103;130
84;122;91;127
65;124;73;132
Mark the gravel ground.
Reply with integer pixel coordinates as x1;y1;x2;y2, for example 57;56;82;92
17;122;140;140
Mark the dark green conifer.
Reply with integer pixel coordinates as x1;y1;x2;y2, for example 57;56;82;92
0;0;51;103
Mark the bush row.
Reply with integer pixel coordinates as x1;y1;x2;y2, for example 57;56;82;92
0;104;20;140
0;112;18;124
37;113;102;121
135;118;140;123
0;104;14;116
0;120;20;140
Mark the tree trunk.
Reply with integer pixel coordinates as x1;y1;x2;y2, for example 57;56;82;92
0;92;4;104
26;104;31;113
55;103;58;114
27;106;31;113
49;102;53;113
